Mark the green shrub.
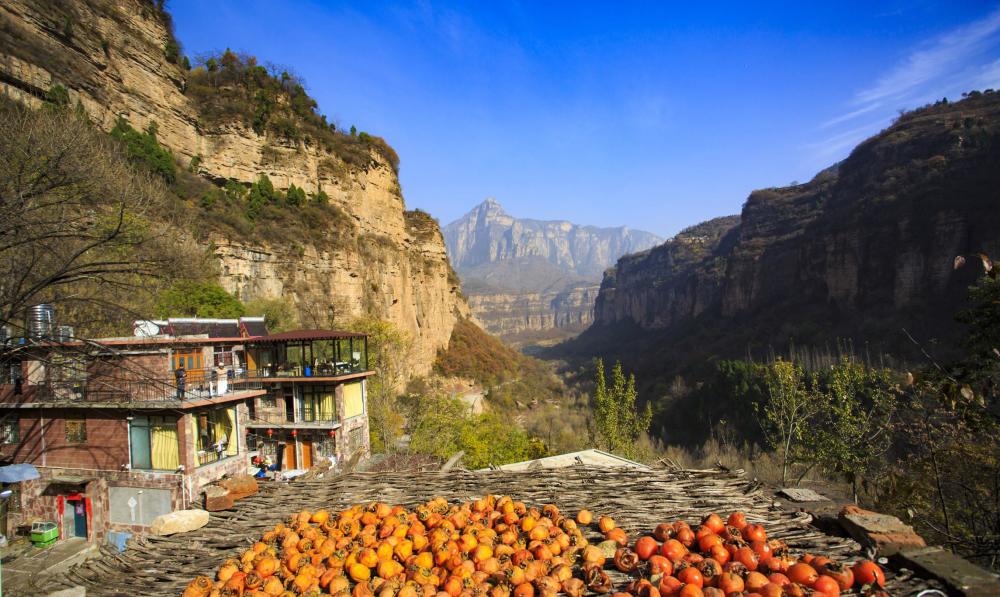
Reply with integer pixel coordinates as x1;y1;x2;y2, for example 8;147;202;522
285;184;306;206
164;39;180;63
155;281;244;318
44;84;70;109
109;117;176;182
409;395;544;468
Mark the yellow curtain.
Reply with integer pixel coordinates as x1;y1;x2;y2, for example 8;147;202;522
213;412;228;455
343;382;363;418
321;393;335;419
225;408;238;456
151;424;180;470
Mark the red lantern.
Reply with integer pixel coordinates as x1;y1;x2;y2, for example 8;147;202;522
328;429;336;437
266;429;273;438
291;429;298;438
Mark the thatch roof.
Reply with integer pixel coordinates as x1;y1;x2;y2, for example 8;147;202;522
32;466;943;596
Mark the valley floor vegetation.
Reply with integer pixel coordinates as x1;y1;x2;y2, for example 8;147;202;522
630;260;1000;570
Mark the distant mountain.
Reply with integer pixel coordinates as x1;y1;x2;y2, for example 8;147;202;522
443;199;662;345
444;199;663;289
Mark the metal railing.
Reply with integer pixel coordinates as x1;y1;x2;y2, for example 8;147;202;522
5;367;263;404
246;361;366;378
248;409;339;425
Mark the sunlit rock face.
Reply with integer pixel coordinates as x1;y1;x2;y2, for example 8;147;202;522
0;0;468;374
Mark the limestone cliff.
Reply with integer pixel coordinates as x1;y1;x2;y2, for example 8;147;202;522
578;92;1000;377
468;284;600;348
0;0;467;373
444;198;660;344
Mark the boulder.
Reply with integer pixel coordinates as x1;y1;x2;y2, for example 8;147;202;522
150;509;210;536
203;485;234;512
219;475;259;500
838;505;926;556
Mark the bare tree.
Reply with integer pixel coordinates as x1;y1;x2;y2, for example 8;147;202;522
0;97;204;338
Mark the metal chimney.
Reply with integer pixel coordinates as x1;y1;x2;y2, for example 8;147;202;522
26;304;55;340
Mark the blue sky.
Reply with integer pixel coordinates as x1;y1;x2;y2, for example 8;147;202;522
169;1;1000;238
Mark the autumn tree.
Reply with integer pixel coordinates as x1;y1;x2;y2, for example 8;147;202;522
242;296;299;332
757;359;819;485
408;395;543;469
806;358;896;499
348;316;412;453
593;359;651;460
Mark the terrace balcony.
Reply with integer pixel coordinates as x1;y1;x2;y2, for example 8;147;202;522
247;409;339;427
247;330;370;380
0;367;264;407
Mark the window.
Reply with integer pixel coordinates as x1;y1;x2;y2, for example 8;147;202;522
0;418;18;444
246;398;257;422
302;386;337;422
348;427;364;457
195;406;238;466
213;346;234;367
129;415;179;470
65;414;86;443
2;483;20;512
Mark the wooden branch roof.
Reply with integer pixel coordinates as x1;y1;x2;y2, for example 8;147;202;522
32;467;944;596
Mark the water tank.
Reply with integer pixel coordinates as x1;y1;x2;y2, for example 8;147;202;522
55;325;74;342
26;304;55;339
0;325;10;344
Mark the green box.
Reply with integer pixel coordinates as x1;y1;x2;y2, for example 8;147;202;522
31;521;58;544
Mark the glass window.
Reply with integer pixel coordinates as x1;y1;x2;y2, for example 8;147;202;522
65;414;86;443
130;415;179;470
2;483;21;512
195;407;238;466
302;385;338;422
0;418;18;444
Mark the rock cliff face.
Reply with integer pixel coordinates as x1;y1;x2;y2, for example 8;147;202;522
583;92;1000;374
468;285;600;347
444;199;660;343
0;0;467;373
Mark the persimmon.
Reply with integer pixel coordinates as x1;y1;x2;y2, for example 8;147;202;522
635;536;659;560
745;571;769;592
726;512;747;530
812;575;841;597
701;514;725;535
653;523;674;542
716;572;744;594
648;554;673;576
821;563;854;591
676;566;704;589
787;563;819;587
851;560;885;588
677;584;704;597
661;539;688;562
658;575;682;597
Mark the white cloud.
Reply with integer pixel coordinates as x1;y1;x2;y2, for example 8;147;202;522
855;7;1000;106
808;7;1000;167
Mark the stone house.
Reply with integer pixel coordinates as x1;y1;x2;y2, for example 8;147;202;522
0;318;372;544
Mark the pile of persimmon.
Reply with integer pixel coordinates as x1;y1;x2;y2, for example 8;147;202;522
608;511;887;597
182;500;887;597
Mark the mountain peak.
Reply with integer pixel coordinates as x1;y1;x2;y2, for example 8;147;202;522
471;197;508;217
443;199;663;284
